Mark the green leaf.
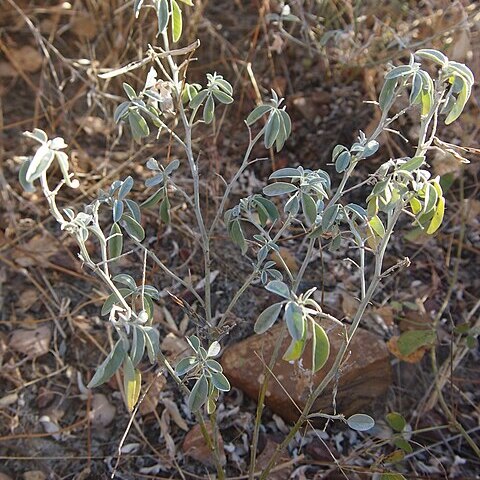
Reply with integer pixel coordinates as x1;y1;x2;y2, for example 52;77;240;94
386;412;406;432
394;438;413;454
426;196;445;234
205;359;222;372
246;104;271;125
445;77;469;125
263;182;298;196
269;168;302;179
171;0;182;42
322;204;340;231
159;196;171;224
421;85;433;115
188;375;209;411
88;340;126;388
144;327;160;363
118;176;134;200
113;199;124;223
279;109;292;138
402;156;424;172
397;329;436;356
125;199;141;223
101;288;132;316
123;83;137;100
189;89;209;109
113;273;137;290
156;0;169;34
372;179;389;196
347;413;375;431
448;61;475;86
141;189;164;208
211;372;230;392
265;280;290;299
363;140;379;157
369;215;386;238
212;89;233;104
335;150;351;173
385;65;413;80
256;197;279;221
130;326;146;366
379;78;398;111
176;356;197;375
282;332;307;361
203;94;215;124
108;223;123;259
122;215;145;242
128;110;150;143
301;193;317;224
264;110;280;149
312;322;330;372
380;473;407;480
114;101;131;123
230;220;247;254
187;335;201;352
285;301;305;341
415;48;448;67
409;72;423;105
254;302;283;334
18;160;35;192
26;145;55;182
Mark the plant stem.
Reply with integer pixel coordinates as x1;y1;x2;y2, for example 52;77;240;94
209;127;266;236
133;239;205;307
248;324;287;480
258;204;403;480
162;31;213;324
217;269;259;330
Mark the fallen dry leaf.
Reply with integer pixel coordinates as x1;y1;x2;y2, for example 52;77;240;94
9;326;51;358
371;305;395;327
17;288;39;310
255;438;292;480
14;234;59;267
139;373;166;416
387;336;428;363
161;332;188;359
182;423;226;466
70;15;98;39
342;291;360;319
271;247;299;274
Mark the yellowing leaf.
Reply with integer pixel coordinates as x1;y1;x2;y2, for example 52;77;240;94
171;0;182;42
426;196;445;234
312;322;330;372
126;369;142;412
369;215;386;238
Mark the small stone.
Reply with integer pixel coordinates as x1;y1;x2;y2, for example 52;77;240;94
221;320;391;423
182;424;225;466
90;393;116;428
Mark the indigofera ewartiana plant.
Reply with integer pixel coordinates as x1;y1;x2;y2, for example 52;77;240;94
18;0;474;477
